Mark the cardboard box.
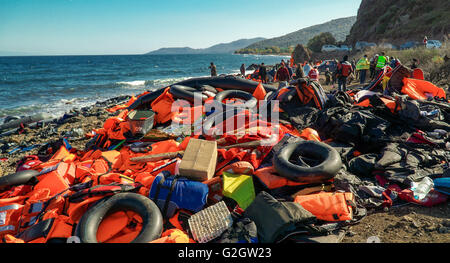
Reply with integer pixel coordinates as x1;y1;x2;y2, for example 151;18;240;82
179;139;218;182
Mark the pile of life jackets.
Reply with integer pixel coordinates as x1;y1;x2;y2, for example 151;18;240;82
0;69;448;243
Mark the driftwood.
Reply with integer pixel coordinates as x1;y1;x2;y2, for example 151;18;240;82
218;140;262;150
130;138;262;163
130;151;185;163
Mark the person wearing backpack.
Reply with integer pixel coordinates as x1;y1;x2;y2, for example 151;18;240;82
336;55;353;92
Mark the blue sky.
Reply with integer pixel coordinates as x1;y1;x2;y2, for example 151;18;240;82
0;0;362;55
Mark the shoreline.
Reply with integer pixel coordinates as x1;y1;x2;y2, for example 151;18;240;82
0;95;130;175
0;53;290;120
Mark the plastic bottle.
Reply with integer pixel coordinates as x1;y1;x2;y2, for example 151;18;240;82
411;177;434;200
427;109;440;117
420;109;439;118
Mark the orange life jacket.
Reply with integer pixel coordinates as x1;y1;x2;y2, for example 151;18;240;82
96;210;143;243
295;81;327;110
2;234;25;243
171;104;204;125
294;192;355;222
216;161;255;176
402;78;446;100
299;128;321;141
356;97;401;114
203;176;224;205
19;188;66;230
0;200;24;238
150;229;192;243
254;166;309;190
151;88;176;124
412;68;425;80
252;83;267;101
33;169;70;197
106;95;138;113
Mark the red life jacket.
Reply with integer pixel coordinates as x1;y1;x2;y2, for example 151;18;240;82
308;69;319;80
338;62;353;77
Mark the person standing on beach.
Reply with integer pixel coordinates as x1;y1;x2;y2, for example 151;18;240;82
258;63;267;83
275;62;290;82
240;64;246;77
356;54;370;84
209;62;217;77
325;68;332;85
336;55;353;92
369;55;377;79
374;52;387;79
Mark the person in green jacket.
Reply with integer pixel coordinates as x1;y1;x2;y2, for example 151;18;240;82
374;52;387;79
356;54;370;84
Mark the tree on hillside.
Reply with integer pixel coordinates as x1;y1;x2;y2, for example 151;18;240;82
292;44;312;65
307;32;337;52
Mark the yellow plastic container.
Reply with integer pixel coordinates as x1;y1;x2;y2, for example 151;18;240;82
222;172;255;210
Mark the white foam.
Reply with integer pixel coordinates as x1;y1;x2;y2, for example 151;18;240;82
116;80;146;86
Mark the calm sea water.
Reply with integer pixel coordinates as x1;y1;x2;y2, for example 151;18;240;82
0;54;289;120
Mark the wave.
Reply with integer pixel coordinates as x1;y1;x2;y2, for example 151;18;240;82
115;76;194;90
0;96;101;122
116;80;146;86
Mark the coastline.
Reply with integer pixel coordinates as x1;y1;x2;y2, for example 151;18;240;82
0;53;289;121
0;95;130;175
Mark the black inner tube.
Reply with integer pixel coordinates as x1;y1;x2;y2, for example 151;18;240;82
170;85;208;102
0;170;40;189
75;193;163;243
128;88;166;111
214;90;258;110
273;141;342;184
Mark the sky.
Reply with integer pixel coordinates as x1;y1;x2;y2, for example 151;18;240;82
0;0;362;55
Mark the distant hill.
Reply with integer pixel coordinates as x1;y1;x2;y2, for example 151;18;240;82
145;38;266;55
238;16;357;52
346;0;450;45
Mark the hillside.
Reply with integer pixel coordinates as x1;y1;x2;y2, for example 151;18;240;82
146;38;265;55
237;16;356;52
346;0;450;45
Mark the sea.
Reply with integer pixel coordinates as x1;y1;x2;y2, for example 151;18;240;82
0;54;289;122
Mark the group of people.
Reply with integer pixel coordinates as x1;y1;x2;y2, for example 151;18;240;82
210;60;322;85
252;60;321;84
333;53;396;92
209;52;420;93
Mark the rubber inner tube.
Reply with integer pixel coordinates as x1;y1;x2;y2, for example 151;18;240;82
199;85;217;94
273;141;342;184
214;90;257;110
128;88;166;111
75;193;163;243
0;170;40;190
170;85;208;102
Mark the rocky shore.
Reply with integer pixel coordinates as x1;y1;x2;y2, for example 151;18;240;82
0;95;131;176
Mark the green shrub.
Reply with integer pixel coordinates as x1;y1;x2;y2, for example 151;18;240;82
307;32;337;52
